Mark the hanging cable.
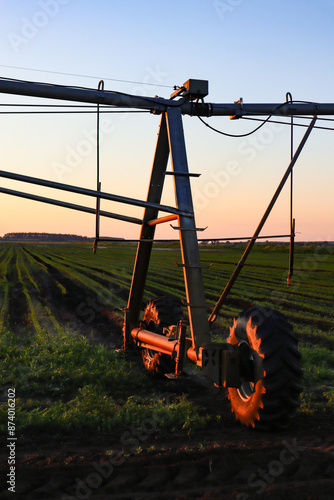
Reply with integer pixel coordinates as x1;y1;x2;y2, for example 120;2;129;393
93;80;104;254
194;101;289;138
286;92;295;286
0;103;146;108
240;116;334;132
0;109;150;115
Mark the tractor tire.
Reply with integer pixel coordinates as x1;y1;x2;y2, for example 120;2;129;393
141;297;184;377
227;306;302;430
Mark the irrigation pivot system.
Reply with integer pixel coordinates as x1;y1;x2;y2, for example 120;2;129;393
0;76;331;429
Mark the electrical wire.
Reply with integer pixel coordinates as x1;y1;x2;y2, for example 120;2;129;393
0;101;150;114
0;110;150;115
286;92;294;286
0;75;160;107
241;116;334;132
0;103;109;107
0;64;173;88
0;75;187;109
3;104;334;121
294;115;334;123
2;104;334;121
194;101;289;138
239;112;334;123
193;97;334;137
95;234;295;244
2;87;334;125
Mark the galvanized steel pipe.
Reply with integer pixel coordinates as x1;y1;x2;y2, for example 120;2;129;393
1;78;334;116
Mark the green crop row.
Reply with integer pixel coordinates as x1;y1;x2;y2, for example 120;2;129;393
0;328;208;434
0;241;333;434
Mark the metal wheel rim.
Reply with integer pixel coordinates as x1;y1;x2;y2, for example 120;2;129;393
237;379;255;401
147;349;156;359
237;341;264;401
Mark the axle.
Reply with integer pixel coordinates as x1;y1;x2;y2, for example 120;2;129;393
130;325;241;388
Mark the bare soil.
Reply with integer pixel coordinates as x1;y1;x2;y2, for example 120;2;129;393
1;354;333;500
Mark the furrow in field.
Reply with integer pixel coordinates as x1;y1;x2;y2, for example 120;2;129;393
19;247;66;336
0;246;13;330
203;262;334;318
15;247;42;334
4;243;332;352
26;249;120;301
21;247;124;342
2;246;31;336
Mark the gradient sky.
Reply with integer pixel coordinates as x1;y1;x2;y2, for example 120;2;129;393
0;0;333;241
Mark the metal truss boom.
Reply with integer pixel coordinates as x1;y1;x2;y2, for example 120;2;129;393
1;78;334;116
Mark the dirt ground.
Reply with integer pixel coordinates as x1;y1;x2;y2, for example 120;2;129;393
1;364;333;500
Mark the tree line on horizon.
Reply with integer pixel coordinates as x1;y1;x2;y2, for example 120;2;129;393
0;233;94;242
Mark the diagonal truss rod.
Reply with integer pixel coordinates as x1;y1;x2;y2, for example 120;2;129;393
208;116;317;323
0;186;143;225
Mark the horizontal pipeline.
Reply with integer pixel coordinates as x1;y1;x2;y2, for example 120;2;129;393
1;78;334;116
0;169;191;217
0;187;143;225
0;77;173;111
185;102;333;117
131;327;201;364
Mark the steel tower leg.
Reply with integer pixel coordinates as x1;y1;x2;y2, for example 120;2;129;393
166;107;211;354
125;113;170;344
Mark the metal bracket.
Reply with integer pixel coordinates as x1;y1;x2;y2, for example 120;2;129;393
164;171;201;178
170;225;208;231
230;97;243;120
147;214;178;226
200;343;240;388
174;320;187;375
164;373;188;380
123;308;134;350
174;261;212;269
180;300;208;309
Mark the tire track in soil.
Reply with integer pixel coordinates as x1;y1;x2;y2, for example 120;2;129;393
1;429;333;500
24;249;123;347
0;354;333;500
5;248;31;336
39;251;130;292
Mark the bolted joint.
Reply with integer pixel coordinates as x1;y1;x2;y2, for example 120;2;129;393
199;343;240;388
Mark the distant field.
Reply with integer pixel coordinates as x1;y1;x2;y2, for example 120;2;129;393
1;241;333;335
0;241;333;434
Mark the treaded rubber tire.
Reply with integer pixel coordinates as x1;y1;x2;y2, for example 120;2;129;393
227;306;302;430
142;297;183;377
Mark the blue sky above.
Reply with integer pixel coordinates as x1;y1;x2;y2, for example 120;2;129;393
0;0;333;240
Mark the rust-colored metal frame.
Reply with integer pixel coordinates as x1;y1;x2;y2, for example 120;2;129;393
0;77;321;386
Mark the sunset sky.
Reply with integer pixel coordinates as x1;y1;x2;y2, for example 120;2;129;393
0;0;333;241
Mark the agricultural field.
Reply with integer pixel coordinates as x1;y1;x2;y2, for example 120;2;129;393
0;241;333;499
